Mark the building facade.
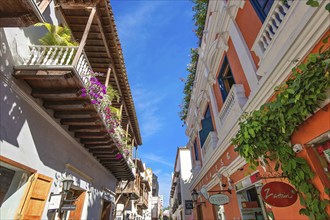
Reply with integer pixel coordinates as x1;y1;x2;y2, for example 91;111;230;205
170;147;194;220
185;0;329;220
115;159;151;220
0;0;142;219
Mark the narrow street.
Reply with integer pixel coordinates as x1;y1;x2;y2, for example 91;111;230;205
0;0;329;220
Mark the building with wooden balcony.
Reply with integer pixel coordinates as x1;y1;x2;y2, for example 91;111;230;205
185;1;329;220
0;0;141;219
115;159;151;220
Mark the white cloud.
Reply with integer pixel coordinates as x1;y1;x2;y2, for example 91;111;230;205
142;153;173;167
132;85;165;138
115;2;164;44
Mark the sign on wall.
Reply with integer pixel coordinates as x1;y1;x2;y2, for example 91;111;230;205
208;194;230;205
261;182;297;207
48;194;62;210
185;200;193;209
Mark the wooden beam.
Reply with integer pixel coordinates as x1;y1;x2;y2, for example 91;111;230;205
32;88;79;98
72;7;96;66
68;125;105;131
80;138;110;144
44;100;87;109
54;110;98;118
61;118;99;125
75;132;108;138
14;70;73;80
105;67;111;88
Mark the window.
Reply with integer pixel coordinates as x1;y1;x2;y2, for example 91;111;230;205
194;140;199;161
199;106;214;147
250;0;275;23
218;57;235;101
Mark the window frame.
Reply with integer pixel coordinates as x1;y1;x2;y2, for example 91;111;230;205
217;56;235;102
250;0;275;23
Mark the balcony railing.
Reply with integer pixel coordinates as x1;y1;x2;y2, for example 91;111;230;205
116;181;140;199
252;0;294;60
218;84;247;142
138;191;149;209
201;131;218;163
24;45;92;83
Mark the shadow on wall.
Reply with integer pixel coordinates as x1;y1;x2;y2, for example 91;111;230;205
0;29;24;147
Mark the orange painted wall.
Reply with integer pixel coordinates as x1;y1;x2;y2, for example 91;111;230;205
235;0;262;67
192;23;330;220
227;38;251;97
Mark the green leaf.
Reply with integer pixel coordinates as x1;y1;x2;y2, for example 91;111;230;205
248;128;256;138
306;0;320;7
244;131;250;139
325;3;330;12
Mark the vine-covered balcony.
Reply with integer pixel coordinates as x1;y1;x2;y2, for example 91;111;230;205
14;43;134;180
13;0;142;181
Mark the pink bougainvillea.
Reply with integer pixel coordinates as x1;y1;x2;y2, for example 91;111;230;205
80;71;130;160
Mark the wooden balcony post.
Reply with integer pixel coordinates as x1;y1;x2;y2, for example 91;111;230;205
72;7;96;67
105;66;111;88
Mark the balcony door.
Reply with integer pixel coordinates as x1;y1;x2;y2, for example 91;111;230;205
199;106;214;147
250;0;275;23
218;57;235;102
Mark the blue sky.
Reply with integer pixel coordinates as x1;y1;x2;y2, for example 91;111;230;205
111;0;196;207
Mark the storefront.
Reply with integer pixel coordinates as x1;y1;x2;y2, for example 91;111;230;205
235;172;272;220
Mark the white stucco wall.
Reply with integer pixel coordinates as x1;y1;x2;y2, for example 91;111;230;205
0;2;118;219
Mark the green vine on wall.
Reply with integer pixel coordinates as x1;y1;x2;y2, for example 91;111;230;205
232;41;330;219
179;0;208;122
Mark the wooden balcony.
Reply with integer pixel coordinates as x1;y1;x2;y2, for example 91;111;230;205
137;191;148;209
13;44;135;180
0;0;46;27
116;181;140;200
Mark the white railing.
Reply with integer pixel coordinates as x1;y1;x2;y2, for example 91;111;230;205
34;0;43;6
202;131;218;163
24;45;92;85
218;84;247;142
252;0;294;59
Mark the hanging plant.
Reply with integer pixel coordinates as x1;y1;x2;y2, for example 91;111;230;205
80;71;130;159
232;42;330;219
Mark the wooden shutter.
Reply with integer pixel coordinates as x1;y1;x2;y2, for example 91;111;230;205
68;191;86;220
17;173;52;220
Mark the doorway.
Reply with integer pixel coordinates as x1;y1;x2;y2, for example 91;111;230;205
101;200;112;220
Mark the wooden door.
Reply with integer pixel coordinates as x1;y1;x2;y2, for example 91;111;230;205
17;173;52;219
68;190;86;220
101;201;112;220
197;205;203;220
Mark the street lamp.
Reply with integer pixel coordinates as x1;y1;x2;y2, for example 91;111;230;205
58;175;74;219
191;189;205;206
62;175;74;193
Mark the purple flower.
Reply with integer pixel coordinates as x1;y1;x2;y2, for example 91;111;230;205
81;93;86;97
91;100;97;104
115;153;123;160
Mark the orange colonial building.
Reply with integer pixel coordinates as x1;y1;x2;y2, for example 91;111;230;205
185;0;329;220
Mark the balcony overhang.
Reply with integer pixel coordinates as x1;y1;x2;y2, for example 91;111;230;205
13;46;134;181
55;0;142;146
0;0;45;27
